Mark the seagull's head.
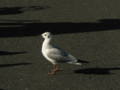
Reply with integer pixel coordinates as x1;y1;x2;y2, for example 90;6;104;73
41;32;52;39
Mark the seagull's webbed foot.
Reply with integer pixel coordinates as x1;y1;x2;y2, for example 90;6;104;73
48;72;55;75
54;68;59;71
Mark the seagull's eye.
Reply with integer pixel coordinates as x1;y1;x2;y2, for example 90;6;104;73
44;34;46;36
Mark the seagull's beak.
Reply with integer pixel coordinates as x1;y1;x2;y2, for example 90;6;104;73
37;34;42;36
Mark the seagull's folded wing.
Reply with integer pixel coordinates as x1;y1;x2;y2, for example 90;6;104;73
46;48;71;63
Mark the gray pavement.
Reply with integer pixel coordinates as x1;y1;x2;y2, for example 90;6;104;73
0;0;120;90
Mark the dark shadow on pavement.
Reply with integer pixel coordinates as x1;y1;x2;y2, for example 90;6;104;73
0;63;32;68
0;19;120;37
0;6;50;15
0;51;27;55
77;59;90;64
74;67;120;75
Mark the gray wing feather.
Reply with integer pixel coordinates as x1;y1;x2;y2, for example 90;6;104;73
47;47;70;63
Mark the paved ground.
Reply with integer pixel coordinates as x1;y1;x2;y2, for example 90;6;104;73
0;0;120;90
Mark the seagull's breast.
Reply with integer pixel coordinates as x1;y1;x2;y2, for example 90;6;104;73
42;48;57;65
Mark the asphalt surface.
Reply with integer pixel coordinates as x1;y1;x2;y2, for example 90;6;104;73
0;0;120;90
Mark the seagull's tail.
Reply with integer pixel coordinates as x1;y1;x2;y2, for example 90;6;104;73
67;62;82;65
67;54;82;65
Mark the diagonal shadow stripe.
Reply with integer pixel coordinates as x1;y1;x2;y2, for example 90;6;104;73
0;51;27;55
0;19;120;37
0;63;32;68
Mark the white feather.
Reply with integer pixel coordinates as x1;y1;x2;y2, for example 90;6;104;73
41;32;82;65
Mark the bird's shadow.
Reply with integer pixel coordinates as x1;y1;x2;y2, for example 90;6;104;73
0;63;32;68
74;67;120;75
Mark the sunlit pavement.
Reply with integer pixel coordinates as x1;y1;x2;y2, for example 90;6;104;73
0;1;120;90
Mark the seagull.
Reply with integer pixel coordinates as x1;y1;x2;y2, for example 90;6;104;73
41;32;82;74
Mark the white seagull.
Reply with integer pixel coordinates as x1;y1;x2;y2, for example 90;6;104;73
41;32;82;74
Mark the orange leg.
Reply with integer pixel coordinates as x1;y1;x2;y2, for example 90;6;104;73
48;65;58;75
53;65;59;71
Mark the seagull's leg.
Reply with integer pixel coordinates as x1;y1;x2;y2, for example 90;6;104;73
48;65;56;75
48;65;59;74
54;65;58;71
48;65;59;75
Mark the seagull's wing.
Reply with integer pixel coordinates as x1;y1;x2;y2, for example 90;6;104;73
46;47;71;63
